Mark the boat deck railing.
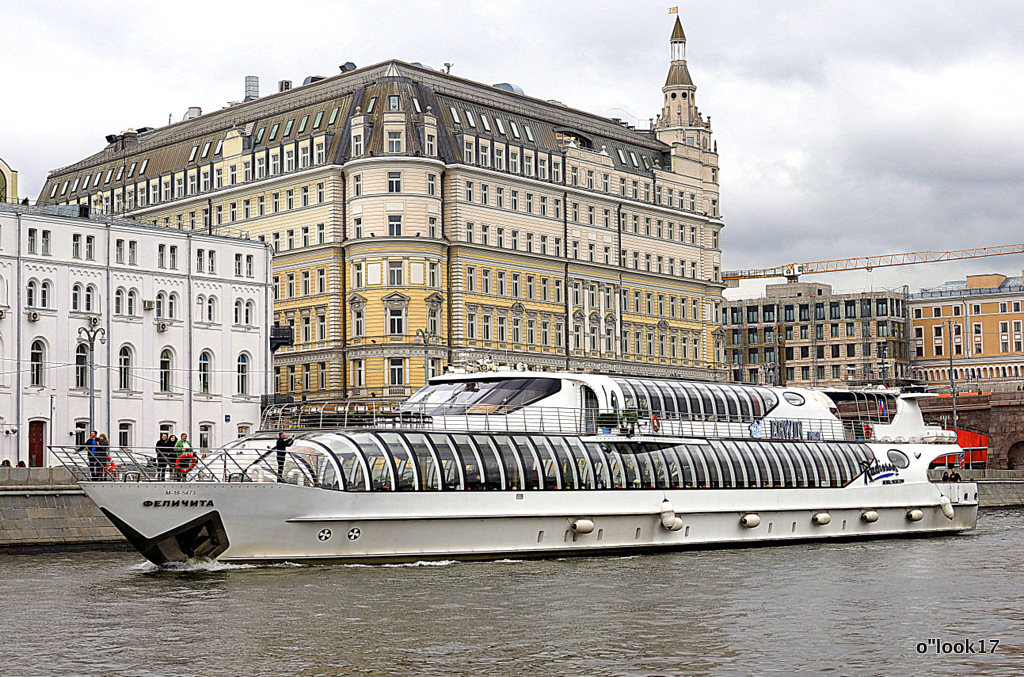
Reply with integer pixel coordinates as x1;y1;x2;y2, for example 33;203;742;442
260;402;878;443
48;444;326;486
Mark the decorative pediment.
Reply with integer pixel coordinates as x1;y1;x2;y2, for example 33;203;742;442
604;313;617;325
510;301;525;314
589;311;601;324
382;291;410;310
657;320;669;331
572;310;586;323
348;293;366;311
713;327;726;340
425;292;445;310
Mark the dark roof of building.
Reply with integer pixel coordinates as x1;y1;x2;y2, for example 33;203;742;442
665;62;694;88
40;60;674;203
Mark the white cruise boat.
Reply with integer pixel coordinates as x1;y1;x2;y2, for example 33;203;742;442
53;372;978;565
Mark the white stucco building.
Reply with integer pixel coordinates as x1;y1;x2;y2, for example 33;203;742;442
0;203;273;466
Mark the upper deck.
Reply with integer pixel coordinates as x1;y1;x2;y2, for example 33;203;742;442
261;371;955;446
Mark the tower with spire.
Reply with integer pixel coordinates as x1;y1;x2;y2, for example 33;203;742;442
656;15;713;156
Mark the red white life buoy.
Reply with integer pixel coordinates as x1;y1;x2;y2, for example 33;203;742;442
651;414;662;432
106;459;116;473
864;425;873;439
175;452;197;473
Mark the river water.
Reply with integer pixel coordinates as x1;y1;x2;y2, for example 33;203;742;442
1;509;1022;676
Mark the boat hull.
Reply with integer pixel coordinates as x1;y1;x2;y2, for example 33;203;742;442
82;480;978;565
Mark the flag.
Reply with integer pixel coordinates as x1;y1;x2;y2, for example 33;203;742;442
668;6;678;13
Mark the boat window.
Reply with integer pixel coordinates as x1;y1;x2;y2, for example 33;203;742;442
531;437;563;489
633;449;657;489
375;433;417;490
783;442;810;488
735;388;752;420
717;441;750;488
512;435;543;489
402;378;560;415
610;391;620;412
708;388;728;423
831;443;859;484
471;435;505;490
565;438;594;489
755;442;785;488
347;432;395;491
710;443;737;488
648;449;671;489
651;382;676;417
605;448;625;489
796;442;826;488
742;441;772;488
451;434;485;490
403;432;441;490
660;446;686;488
684;445;712;488
678;445;705;488
549;438;580;489
783;392;805;406
643;381;667;417
583;442;610;489
620;451;640;489
314;435;368;491
317;453;340;490
670;383;691;420
427;434;465;490
712;386;739;422
618;381;637;410
491;435;524;490
816;443;843;487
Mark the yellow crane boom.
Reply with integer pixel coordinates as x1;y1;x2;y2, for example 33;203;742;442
723;242;1024;286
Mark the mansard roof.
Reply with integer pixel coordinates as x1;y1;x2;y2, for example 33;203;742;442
40;60;672;204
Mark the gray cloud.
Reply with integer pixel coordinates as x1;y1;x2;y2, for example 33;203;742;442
3;0;1022;294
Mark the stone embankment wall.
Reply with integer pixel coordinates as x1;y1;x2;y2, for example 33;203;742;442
0;467;124;549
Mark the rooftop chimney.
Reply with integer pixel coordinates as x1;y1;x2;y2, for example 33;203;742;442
244;75;259;101
278;79;292;93
183;106;202;120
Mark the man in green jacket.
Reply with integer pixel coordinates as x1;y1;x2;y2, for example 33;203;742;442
174;433;194;481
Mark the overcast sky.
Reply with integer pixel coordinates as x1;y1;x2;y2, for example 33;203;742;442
3;0;1023;296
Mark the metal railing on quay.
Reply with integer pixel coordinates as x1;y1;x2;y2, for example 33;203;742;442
260;402;877;443
48;444;325;487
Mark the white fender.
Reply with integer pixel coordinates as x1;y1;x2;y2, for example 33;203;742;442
740;513;760;528
247;467;263;483
670;517;684;532
660;500;676;530
812;512;831;526
860;510;879;523
570;518;595;534
938;496;955;520
906;509;925;522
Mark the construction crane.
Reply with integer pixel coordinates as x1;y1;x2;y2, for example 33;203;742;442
722;242;1024;287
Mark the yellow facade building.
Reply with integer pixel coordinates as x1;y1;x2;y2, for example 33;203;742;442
38;18;726;401
910;273;1024;390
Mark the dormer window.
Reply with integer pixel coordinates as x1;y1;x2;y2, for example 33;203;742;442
480;114;491;132
268;124;279;142
328;106;341;125
387;131;402;153
524;124;535;142
412;97;422;113
388;95;400;111
495;118;506;136
283;119;294;137
201;141;212;158
465;110;476;128
365;97;376;113
313;111;323;128
509;121;521;139
188;145;199;162
449;106;461;125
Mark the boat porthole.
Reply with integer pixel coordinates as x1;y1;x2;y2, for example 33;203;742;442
347;527;361;540
317;528;332;542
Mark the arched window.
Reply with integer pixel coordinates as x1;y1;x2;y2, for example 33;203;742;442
30;340;44;386
159;349;173;392
155;292;165;318
234;299;243;325
206;296;216;322
196;294;205;319
198;350;212;393
40;281;51;308
75;344;88;388
167;293;177;319
245;301;254;325
84;285;96;312
127;290;138;315
114;288;125;314
237;353;249;394
26;280;37;307
72;284;82;311
118;346;133;390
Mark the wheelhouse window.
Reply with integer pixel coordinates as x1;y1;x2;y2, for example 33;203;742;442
402;378;561;415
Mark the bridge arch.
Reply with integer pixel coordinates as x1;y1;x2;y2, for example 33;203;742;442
1008;441;1024;470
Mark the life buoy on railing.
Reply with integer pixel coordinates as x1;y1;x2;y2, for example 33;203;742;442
651;414;662;432
106;459;116;473
864;425;873;439
175;452;197;473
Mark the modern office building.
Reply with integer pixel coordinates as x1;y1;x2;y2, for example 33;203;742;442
0;203;272;466
37;17;726;400
909;272;1024;390
723;281;911;387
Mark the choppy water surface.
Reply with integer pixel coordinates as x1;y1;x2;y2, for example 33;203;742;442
2;510;1023;676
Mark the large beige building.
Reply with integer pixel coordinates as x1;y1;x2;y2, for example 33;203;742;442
724;281;911;387
910;272;1024;389
38;18;726;401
